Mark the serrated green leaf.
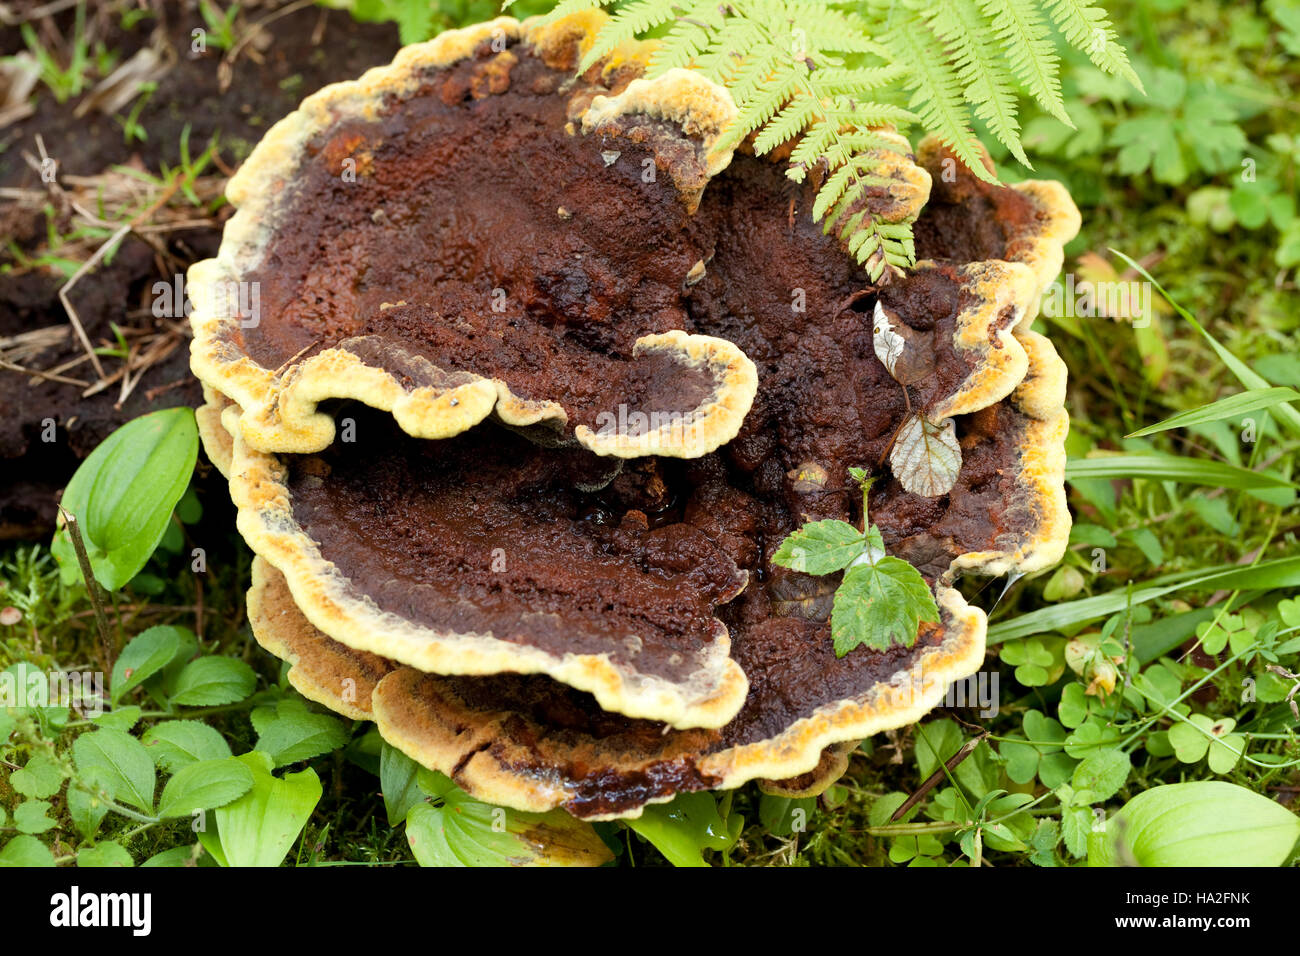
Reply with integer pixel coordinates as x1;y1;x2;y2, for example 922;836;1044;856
111;625;184;704
168;657;256;706
831;556;939;655
76;841;134;867
14;800;56;834
1071;748;1130;802
141;719;232;771
771;520;865;575
10;755;66;799
0;835;55;867
254;700;349;767
73;728;156;813
156;758;255;818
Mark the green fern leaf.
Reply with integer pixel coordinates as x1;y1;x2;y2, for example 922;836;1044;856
752;96;820;154
717;69;801;151
979;0;1071;125
890;16;993;183
1045;0;1144;92
924;3;1029;167
646;1;727;73
579;0;678;73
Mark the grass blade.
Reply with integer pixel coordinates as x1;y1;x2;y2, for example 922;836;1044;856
1066;453;1294;489
1125;387;1300;438
988;557;1300;644
1110;250;1300;435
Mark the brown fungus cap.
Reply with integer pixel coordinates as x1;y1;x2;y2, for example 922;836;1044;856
227;405;753;730
194;11;1080;795
189;14;756;458
227;327;1069;819
188;11;1072;460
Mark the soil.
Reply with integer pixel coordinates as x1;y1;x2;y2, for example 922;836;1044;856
0;1;405;538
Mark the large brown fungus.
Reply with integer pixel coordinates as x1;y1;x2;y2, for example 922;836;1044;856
191;11;1078;814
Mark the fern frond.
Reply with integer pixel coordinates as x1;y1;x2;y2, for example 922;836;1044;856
979;0;1071;125
752;95;820;154
721;42;783;105
889;16;993;183
923;3;1029;167
813;155;884;221
717;69;802;151
646;1;727;73
579;0;679;73
1045;0;1144;91
816;64;907;95
535;0;603;22
691;19;766;82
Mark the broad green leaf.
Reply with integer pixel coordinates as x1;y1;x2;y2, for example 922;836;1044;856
1067;453;1293;490
1126;387;1300;438
831;556;938;655
405;776;613;868
1089;782;1300;866
254;699;349;767
10;755;66;799
380;743;424;827
1060;805;1093;859
1071;748;1131;803
92;705;142;731
771;520;865;575
142;846;199;867
758;794;816;837
111;625;183;704
73;728;156;813
141;720;232;771
625;792;740;868
156;758;256;819
168;657;257;706
14;800;56;834
66;771;112;840
76;841;134;867
889;413;961;497
52;407;199;591
200;751;321;867
0;835;55;867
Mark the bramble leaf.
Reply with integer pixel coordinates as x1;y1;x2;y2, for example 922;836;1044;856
771;520;865;575
831;556;939;655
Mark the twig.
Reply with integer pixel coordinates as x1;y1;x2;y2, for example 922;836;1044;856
58;223;130;382
890;731;989;822
0;358;89;387
56;505;114;668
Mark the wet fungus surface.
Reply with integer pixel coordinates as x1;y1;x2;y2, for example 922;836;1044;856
192;12;1078;817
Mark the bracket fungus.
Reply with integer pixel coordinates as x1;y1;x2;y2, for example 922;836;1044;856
191;11;1078;820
